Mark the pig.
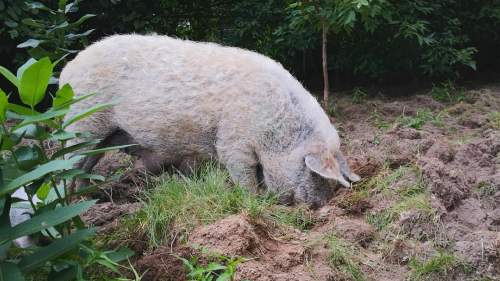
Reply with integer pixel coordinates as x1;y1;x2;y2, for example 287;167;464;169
60;34;360;207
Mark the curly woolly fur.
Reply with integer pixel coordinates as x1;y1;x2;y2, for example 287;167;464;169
60;34;359;206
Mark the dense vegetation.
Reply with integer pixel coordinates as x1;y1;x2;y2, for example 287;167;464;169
2;0;500;91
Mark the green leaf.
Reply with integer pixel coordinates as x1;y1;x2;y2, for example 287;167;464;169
52;54;70;68
0;242;11;261
19;57;53;108
0;200;96;243
70;14;95;27
0;157;83;196
53;84;74;108
0;262;24;281
62;103;114;128
0;89;7;122
6;103;38;116
106;247;135;263
21;18;44;28
18;228;96;272
49;130;78;141
16;107;69;128
12;124;48;140
17;39;44;49
48;264;78;281
65;29;94;40
79;144;136;156
26;2;51;11
58;0;68;11
36;181;51;200
0;66;19;88
53;92;96;110
16;58;37;80
51;140;100;159
13;146;44;171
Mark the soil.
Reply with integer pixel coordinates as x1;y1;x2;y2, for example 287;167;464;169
83;85;500;281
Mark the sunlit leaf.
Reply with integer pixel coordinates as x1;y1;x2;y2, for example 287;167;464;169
19;57;53;108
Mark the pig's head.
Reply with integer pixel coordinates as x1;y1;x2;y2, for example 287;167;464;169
260;129;360;208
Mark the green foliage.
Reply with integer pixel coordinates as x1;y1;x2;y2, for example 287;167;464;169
0;58;133;280
431;81;465;103
3;0;500;83
178;251;243;281
351;87;368;104
0;0;94;71
17;1;94;62
396;109;437;129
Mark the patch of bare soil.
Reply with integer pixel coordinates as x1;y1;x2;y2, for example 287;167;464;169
85;85;500;280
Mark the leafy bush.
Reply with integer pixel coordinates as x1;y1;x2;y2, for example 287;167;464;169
0;58;132;280
431;81;465;103
1;0;94;71
16;0;94;62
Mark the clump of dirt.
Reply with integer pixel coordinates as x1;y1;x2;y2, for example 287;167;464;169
189;214;335;281
189;215;262;256
135;246;195;281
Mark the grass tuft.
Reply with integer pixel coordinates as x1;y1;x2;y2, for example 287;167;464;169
488;111;500;129
327;234;366;281
408;252;468;281
104;163;318;249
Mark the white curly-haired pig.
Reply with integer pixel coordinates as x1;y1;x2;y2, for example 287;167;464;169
60;34;360;207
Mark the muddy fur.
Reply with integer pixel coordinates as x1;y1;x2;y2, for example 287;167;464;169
60;34;358;206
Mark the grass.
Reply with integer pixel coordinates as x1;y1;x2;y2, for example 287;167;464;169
361;165;410;195
268;204;316;231
475;182;496;199
488;111;500;129
327;234;366;281
369;111;390;129
364;166;434;231
103;163;317;249
408;252;469;281
366;191;433;231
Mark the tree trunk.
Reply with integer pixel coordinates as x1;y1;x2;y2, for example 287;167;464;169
321;19;329;110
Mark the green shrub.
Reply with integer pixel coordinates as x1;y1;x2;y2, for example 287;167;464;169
0;58;132;280
431;81;465;103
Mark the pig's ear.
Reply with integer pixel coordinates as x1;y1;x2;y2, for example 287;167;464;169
305;153;351;187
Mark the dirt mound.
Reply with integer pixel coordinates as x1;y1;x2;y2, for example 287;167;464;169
189;215;262;256
189;215;335;281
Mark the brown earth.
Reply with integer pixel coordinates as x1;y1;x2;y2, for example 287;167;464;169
83;85;500;281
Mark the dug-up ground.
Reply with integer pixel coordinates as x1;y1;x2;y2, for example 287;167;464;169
83;84;500;281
